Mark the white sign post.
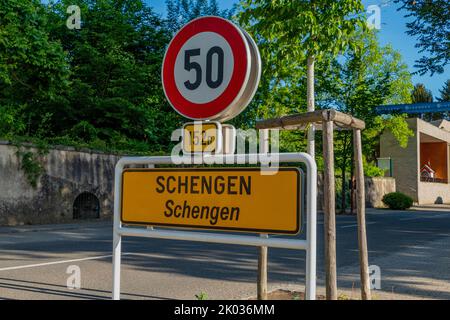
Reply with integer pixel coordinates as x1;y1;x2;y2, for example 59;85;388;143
112;153;317;300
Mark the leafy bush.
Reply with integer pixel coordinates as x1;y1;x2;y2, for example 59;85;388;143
382;192;413;210
364;162;385;177
70;121;98;142
0;105;26;138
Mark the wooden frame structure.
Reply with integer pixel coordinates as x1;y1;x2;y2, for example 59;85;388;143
256;109;371;300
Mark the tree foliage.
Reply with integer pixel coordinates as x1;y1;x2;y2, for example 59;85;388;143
0;0;70;139
0;0;241;153
235;0;367;153
317;28;413;210
411;83;433;103
409;83;448;121
239;0;366;61
395;0;450;75
0;0;188;152
438;80;450;102
0;0;424;164
44;0;181;151
165;0;235;34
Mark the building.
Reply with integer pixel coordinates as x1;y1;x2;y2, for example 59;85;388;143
380;118;450;205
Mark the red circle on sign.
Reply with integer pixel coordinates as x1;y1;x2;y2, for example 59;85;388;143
162;16;249;120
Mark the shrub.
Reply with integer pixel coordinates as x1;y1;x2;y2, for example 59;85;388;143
382;192;413;210
70;121;98;142
364;163;385;177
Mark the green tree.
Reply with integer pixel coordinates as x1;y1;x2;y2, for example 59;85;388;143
238;0;367;157
165;0;234;34
436;80;450;119
411;83;433;103
395;0;450;75
410;83;443;120
46;0;180;151
318;29;414;212
438;80;450;102
0;0;70;138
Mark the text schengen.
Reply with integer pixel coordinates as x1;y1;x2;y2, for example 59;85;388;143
155;175;251;225
121;168;300;234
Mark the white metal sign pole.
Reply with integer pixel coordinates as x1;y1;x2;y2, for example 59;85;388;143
304;152;317;300
112;162;123;300
258;129;270;300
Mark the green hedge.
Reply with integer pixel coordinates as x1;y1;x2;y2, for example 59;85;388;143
382;192;414;210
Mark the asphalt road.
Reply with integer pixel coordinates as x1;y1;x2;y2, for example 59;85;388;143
0;208;449;300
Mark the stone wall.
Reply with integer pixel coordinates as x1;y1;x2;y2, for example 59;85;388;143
0;141;120;225
316;173;395;210
365;177;396;208
417;181;450;204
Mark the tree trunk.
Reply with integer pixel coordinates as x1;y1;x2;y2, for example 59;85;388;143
307;55;315;158
340;165;346;214
350;134;355;215
340;132;349;214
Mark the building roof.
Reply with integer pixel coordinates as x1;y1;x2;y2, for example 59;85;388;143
421;164;435;173
430;119;450;133
412;118;450;144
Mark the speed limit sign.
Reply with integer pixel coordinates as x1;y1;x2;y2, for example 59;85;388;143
162;16;261;121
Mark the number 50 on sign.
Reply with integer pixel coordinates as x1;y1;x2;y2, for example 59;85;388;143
162;16;261;122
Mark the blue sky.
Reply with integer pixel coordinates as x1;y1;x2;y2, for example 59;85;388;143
146;0;448;100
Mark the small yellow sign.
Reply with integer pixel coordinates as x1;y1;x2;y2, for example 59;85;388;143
121;168;301;234
182;122;221;153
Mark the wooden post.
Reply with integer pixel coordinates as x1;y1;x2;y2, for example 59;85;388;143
322;120;338;300
257;129;269;300
353;129;371;300
350;144;355;215
258;234;268;300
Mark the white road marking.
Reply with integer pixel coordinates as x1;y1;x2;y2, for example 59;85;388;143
399;215;446;221
399;217;421;221
0;253;132;272
340;222;376;228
